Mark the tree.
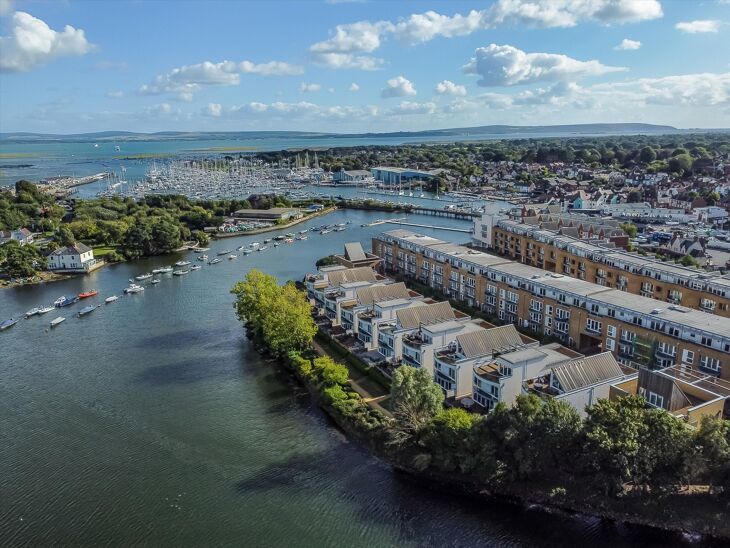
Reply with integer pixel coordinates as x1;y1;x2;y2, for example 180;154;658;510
639;146;656;163
694;417;730;496
312;356;349;386
680;254;700;268
423;408;480;473
0;241;45;278
56;225;75;247
390;366;444;442
620;222;638;239
150;219;181;254
315;255;338;267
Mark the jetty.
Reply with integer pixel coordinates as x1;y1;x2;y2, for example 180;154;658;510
384;220;472;233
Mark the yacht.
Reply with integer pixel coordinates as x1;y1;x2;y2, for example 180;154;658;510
105;295;119;303
273;242;280;247
173;269;189;276
320;229;331;235
236;245;246;252
135;273;153;281
284;238;294;243
152;266;173;274
263;239;272;244
25;307;42;318
174;260;191;267
299;229;308;234
57;296;79;307
50;317;66;327
53;296;67;307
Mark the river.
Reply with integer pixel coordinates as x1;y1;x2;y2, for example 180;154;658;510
0;210;697;547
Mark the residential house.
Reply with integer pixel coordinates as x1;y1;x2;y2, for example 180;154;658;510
47;243;96;272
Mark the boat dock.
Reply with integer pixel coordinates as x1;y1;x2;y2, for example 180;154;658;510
384;220;472;233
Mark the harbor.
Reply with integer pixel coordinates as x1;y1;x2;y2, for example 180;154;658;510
0;208;688;547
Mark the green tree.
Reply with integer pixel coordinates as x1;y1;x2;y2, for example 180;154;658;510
56;225;75;247
150;219;181;254
0;241;45;277
312;356;349;386
680;254;700;267
390;366;444;442
423;408;480;473
694;416;730;496
639;146;656;163
620;222;638;239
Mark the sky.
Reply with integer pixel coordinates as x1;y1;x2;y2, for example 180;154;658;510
0;0;729;134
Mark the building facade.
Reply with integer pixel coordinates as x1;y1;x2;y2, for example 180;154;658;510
374;230;730;382
47;243;96;272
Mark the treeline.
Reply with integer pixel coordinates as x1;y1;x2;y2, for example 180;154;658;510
250;133;729;177
232;270;730;519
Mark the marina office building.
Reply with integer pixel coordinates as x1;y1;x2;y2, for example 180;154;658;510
473;213;730;317
373;230;730;382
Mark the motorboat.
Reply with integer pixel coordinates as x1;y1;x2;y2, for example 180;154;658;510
191;265;201;270
174;260;191;267
320;229;331;235
251;242;261;247
242;249;252;255
263;239;272;244
299;229;308;234
57;295;80;307
198;255;208;261
151;279;161;284
259;246;268;251
334;227;346;232
274;235;285;241
273;242;280;247
284;238;294;243
105;295;119;303
193;247;210;253
152;266;173;274
217;249;232;256
1;318;19;331
50;317;66;327
25;307;42;318
135;273;153;281
236;245;246;252
124;284;144;294
228;254;237;259
208;258;221;265
173;269;189;276
285;233;295;238
78;290;98;299
296;235;308;241
38;306;54;314
53;296;67;306
78;305;99;317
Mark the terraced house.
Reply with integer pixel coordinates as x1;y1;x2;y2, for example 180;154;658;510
473;213;730;317
373;230;730;382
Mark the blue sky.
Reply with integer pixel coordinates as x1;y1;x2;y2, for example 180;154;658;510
0;0;729;133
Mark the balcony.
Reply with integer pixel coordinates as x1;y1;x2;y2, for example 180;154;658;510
403;332;427;349
655;347;677;360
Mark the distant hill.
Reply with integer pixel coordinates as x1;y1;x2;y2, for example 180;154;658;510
1;123;712;144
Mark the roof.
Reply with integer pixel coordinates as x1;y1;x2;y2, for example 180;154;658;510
422;319;465;334
344;242;367;262
50;242;92;255
356;282;410;305
456;325;525;358
551;352;624;393
396;301;454;330
327;267;378;287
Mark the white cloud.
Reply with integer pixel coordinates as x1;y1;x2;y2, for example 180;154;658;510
204;103;222;117
349;82;360;91
0;11;94;72
0;0;14;16
299;82;321;92
463;43;624;87
596;72;730;106
435;80;467;96
615;38;642;50
140;59;303;100
308;1;663;68
381;75;417;98
389;101;437;115
106;90;124;98
311;52;383;70
675;20;721;34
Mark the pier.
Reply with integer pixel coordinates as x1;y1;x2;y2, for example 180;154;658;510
385;220;472;233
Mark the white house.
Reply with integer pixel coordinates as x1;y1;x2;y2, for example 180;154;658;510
0;228;33;245
47;243;96;272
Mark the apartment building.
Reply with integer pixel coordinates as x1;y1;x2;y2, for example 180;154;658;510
473;214;730;317
374;230;730;382
433;324;539;399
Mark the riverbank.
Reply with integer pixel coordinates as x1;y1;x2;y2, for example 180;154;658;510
212;206;336;238
0;270;73;290
301;337;730;541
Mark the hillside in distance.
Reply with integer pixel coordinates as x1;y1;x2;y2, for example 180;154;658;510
0;123;684;144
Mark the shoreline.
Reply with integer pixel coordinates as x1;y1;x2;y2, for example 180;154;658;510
212;206;336;238
298;334;730;541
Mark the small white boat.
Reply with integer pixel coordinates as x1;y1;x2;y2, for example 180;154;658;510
152;266;173;274
198;255;208;261
151;279;161;284
320;229;331;235
228;254;237;259
299;229;308;234
217;249;232;256
124;284;145;294
193;247;210;253
174;260;191;267
78;305;99;317
243;249;252;255
135;273;153;281
50;317;66;327
191;265;201;271
259;246;268;251
236;245;246;252
173;269;189;276
250;242;260;248
38;306;54;314
208;258;221;265
25;307;42;318
105;295;119;303
53;296;66;306
273;242;280;247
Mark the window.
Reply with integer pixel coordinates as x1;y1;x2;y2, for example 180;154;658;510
701;336;714;347
700;356;721;373
682;349;694;364
607;325;617;338
605;338;615;351
586;318;602;334
646;391;664;408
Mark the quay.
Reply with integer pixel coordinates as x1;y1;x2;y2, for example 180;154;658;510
384;220;472;233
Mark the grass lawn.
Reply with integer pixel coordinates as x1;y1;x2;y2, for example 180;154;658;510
92;245;118;258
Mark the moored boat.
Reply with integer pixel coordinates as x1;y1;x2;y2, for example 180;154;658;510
105;295;119;303
78;305;99;317
53;296;66;306
1;318;19;331
152;266;173;274
296;235;308;241
124;284;144;294
38;306;54;314
208;258;221;265
58;295;79;307
78;290;98;299
50;317;66;327
243;249;252;255
151;279;161;284
259;245;268;251
193;247;210;253
191;264;201;270
228;254;237;259
217;249;232;256
173;269;189;276
198;255;208;261
25;307;42;318
135;273;153;281
174;260;191;267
